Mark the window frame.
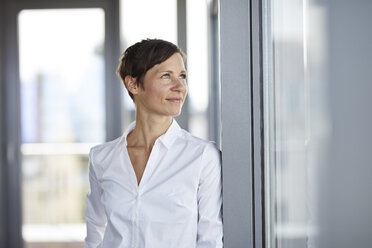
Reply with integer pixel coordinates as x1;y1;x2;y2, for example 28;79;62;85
219;0;264;247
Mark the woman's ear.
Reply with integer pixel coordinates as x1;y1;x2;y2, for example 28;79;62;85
124;76;139;96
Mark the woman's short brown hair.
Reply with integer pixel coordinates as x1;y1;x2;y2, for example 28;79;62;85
117;39;186;101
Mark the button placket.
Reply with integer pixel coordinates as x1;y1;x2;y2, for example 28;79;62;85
135;193;141;248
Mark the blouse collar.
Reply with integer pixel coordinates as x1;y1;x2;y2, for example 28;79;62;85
119;118;181;150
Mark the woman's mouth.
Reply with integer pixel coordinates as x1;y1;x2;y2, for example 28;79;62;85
166;98;183;103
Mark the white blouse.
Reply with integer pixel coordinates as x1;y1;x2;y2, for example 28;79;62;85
84;119;223;248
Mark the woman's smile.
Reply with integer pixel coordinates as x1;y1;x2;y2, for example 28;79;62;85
166;97;183;103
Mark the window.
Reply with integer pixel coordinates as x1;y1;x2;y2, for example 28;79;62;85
18;9;105;247
187;0;210;140
263;0;329;247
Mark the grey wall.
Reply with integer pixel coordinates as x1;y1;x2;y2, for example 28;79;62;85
0;0;5;246
318;1;372;247
175;0;189;131
220;0;255;247
2;1;23;247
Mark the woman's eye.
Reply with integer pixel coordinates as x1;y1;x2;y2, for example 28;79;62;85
161;74;170;79
179;74;187;79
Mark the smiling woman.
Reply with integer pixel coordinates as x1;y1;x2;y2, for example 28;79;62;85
84;39;223;247
127;53;187;118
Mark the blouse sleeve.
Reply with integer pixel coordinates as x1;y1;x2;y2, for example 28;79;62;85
197;142;223;248
85;148;107;248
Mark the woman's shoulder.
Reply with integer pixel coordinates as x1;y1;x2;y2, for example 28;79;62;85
178;128;221;154
89;136;123;165
90;136;121;152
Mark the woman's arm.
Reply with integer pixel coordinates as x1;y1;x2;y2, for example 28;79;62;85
197;142;223;248
85;149;107;248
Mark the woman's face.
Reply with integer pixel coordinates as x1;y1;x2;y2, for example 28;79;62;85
135;53;188;117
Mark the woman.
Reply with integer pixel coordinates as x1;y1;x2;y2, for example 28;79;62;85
85;39;223;247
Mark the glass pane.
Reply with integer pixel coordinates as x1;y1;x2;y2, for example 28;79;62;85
263;0;329;247
187;0;209;140
18;9;105;247
120;0;177;46
19;9;105;144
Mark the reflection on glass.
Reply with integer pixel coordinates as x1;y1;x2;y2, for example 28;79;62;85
263;0;329;247
18;9;105;247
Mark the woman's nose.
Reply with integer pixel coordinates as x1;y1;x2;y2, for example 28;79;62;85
172;77;187;92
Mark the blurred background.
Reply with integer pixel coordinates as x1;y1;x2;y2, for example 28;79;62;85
1;0;372;247
1;0;219;247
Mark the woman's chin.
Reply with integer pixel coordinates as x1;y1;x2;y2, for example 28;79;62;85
169;108;183;117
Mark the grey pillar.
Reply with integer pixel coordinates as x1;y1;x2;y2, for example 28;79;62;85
176;0;189;130
105;0;123;141
220;0;255;247
0;0;6;246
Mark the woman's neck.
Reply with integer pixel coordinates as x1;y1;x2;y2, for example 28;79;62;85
127;113;173;150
